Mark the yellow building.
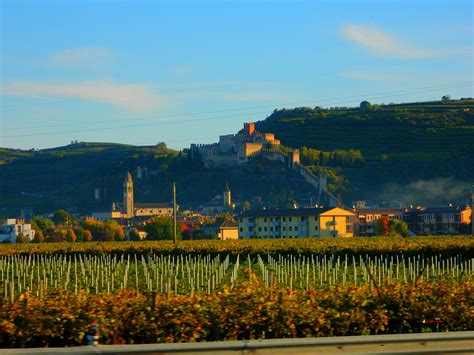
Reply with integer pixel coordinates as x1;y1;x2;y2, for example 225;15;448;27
238;207;355;239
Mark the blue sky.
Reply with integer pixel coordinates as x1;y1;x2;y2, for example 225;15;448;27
1;0;473;150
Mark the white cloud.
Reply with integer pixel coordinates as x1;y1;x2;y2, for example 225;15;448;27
49;47;113;70
2;80;166;111
341;23;429;59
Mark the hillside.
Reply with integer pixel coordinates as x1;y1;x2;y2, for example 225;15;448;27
0;142;317;215
256;98;474;204
1;99;473;216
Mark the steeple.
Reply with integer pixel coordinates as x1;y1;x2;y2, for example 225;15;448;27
123;171;134;218
223;183;232;209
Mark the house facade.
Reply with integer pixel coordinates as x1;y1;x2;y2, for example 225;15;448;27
238;207;355;239
0;219;36;243
355;206;472;236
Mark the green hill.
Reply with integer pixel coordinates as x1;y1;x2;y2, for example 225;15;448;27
256;98;474;204
0;142;317;216
1;99;473;216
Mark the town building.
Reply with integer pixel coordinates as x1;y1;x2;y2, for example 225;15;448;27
201;220;239;240
197;184;235;215
355;208;406;236
0;219;36;243
407;206;471;235
92;172;174;220
354;206;472;236
238;207;355;239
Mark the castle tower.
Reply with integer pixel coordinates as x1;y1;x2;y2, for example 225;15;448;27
288;149;300;168
243;122;255;136
223;183;232;209
123;172;134;218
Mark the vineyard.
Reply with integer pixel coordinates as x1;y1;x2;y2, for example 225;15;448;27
1;253;472;299
1;254;473;347
0;237;473;347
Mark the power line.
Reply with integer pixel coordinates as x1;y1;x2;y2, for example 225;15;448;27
1;82;472;139
2;51;472;111
2;81;472;131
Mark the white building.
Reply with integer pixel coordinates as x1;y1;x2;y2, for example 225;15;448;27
0;219;36;243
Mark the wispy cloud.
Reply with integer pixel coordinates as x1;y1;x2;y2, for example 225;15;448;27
49;47;113;70
337;70;408;81
341;23;429;59
2;80;166;111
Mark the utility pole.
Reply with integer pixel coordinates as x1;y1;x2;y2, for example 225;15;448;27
173;182;177;245
471;184;474;237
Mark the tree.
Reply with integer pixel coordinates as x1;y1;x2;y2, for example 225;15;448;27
375;219;410;237
241;201;252;212
52;210;73;225
33;230;45;243
83;230;93;242
128;228;141;241
16;233;27;244
144;216;181;241
441;95;451;103
31;216;55;231
359;101;372;111
66;228;77;242
114;226;126;241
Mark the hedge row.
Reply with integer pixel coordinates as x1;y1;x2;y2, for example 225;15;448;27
0;236;473;258
1;279;472;347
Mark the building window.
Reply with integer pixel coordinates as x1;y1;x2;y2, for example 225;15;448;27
289;226;292;231
264;227;267;231
239;227;243;232
240;218;243;222
258;227;262;232
295;226;298;231
283;217;286;221
289;217;292;221
270;218;273;222
315;225;318;230
270;227;273;231
282;226;286;231
314;216;318;221
301;216;306;221
264;218;267;222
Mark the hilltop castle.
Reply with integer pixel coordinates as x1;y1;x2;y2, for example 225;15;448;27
190;122;337;207
190;123;281;168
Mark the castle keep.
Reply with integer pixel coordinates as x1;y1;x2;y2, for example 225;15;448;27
191;123;281;168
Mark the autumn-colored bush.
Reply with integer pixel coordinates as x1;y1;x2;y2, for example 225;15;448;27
0;280;472;347
0;236;472;258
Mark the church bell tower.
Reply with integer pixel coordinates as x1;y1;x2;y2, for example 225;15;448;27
123;172;134;218
223;183;232;209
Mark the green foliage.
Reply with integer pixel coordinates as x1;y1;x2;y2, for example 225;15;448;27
30;217;55;231
359;100;372;111
52;210;73;225
128;228;141;241
375;219;410;237
144;216;181;241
